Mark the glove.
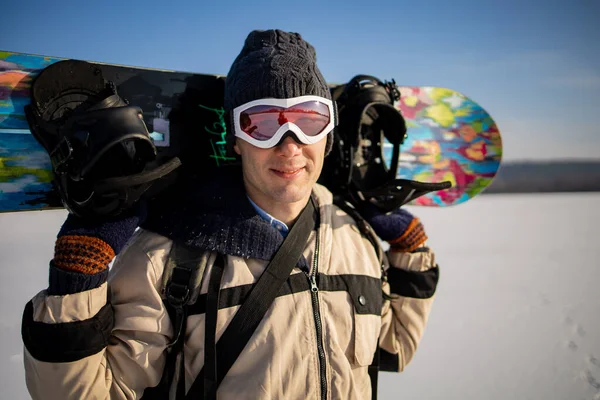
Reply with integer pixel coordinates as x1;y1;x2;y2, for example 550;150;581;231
49;205;145;295
358;202;428;253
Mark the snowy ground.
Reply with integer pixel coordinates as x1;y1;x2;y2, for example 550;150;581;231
1;193;599;400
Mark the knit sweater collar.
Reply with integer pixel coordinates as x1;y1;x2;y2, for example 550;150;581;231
142;166;312;264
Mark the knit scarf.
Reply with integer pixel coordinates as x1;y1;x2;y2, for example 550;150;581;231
142;166;310;266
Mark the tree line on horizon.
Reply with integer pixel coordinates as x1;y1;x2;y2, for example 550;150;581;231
484;160;600;194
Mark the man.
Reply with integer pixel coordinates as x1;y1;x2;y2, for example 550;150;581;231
22;29;439;399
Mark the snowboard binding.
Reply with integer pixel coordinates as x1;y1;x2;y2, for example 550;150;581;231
24;60;181;219
322;75;451;212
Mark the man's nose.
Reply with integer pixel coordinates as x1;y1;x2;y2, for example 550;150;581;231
275;131;303;147
276;133;304;155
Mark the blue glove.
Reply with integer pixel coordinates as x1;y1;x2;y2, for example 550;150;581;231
49;205;145;295
57;211;141;256
359;203;428;253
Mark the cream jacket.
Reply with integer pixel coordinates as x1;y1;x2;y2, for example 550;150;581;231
23;184;438;399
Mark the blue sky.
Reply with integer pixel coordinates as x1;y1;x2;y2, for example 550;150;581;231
2;0;598;161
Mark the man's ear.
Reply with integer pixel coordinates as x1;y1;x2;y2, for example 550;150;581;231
233;139;241;155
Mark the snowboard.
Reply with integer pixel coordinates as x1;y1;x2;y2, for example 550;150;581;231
0;50;502;213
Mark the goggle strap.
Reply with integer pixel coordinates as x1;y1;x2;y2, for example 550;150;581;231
332;98;339;127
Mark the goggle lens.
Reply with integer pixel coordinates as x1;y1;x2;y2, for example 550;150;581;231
239;101;331;141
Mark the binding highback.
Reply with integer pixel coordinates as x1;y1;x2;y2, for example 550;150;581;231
24;60;181;219
320;75;407;212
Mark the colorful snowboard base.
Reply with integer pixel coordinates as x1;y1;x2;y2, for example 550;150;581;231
0;50;502;213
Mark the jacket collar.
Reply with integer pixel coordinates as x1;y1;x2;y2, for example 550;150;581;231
142;166;316;265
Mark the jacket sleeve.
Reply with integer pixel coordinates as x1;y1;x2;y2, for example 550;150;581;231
378;245;439;372
21;230;174;400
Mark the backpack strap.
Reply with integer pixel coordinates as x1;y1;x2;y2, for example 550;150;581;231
145;197;382;400
167;243;214;398
203;253;226;399
333;196;386;273
369;346;381;400
185;197;316;399
141;242;213;400
333;195;391;400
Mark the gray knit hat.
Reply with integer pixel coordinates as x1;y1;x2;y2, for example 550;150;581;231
224;29;334;154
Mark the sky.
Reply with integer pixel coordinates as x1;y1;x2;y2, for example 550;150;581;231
1;0;599;161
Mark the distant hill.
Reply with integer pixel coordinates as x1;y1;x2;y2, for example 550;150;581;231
484;160;600;194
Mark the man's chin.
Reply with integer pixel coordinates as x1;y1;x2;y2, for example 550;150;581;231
269;186;311;205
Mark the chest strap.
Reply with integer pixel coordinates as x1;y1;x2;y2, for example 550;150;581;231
186;197;316;399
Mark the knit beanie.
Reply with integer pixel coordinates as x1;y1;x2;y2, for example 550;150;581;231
224;29;334;155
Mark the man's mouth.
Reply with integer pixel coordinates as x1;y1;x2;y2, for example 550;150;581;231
271;166;305;179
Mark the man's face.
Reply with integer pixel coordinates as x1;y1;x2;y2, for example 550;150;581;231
234;135;327;208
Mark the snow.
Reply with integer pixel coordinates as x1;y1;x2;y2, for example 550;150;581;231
380;193;600;400
0;193;599;399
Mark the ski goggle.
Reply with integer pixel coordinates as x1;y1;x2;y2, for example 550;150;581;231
232;95;336;149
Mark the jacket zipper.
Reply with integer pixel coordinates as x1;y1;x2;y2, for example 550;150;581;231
307;230;327;400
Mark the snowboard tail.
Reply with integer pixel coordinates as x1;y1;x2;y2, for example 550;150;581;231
0;50;502;213
393;86;502;206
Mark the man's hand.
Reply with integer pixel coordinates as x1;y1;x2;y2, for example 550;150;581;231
359;203;428;253
49;205;145;295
